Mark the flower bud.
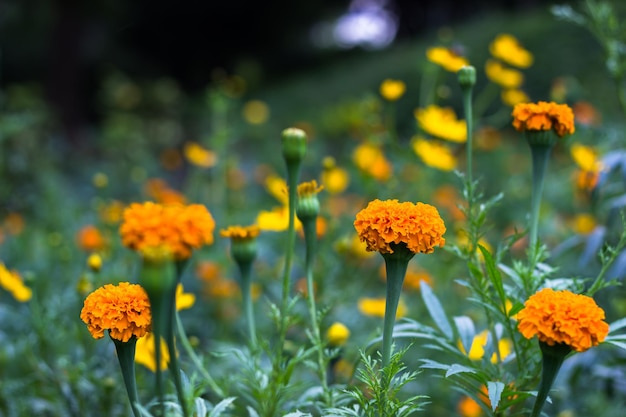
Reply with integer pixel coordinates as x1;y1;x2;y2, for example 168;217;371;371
281;127;307;163
327;322;350;347
457;65;476;90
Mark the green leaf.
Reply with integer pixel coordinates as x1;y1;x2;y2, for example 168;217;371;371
208;397;236;417
454;316;476;355
420;282;453;340
283;412;312;417
605;340;626;351
487;381;505;412
479;244;506;304
609;317;626;333
445;364;476;378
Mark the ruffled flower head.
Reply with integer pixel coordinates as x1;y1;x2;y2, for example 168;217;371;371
512;101;575;138
80;282;152;342
354;199;446;255
120;202;215;260
517;288;609;352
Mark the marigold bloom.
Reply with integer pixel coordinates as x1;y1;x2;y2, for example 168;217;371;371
76;225;106;252
183;141;218;168
379;79;406;101
517;288;609;352
426;46;470;72
358;297;407;318
512;101;575;138
120;202;215;260
485;60;524;89
489;33;533;68
411;137;457;171
354;199;446;255
0;263;31;302
220;225;261;240
80;282;151;342
414;105;467;143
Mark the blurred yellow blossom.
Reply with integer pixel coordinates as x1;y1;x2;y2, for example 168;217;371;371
414;105;467;143
135;333;170;372
501;89;530;107
411;137;457;171
426;46;469;72
457;395;484;417
87;253;102;272
571;143;602;172
327;322;351;347
176;283;195;310
379;79;406;101
92;172;109;188
99;200;125;225
572;213;597;234
489;33;533;68
183;142;218;168
242;100;270;124
352;143;393;181
358;297;407;318
0;263;31;302
485;60;524;89
265;174;289;205
321;157;350;194
461;330;513;363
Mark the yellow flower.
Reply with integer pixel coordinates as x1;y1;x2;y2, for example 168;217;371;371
99;200;125;225
220;225;261;240
135;332;169;372
0;263;31;302
87;253;103;272
354;199;446;255
489;34;533;68
512;101;575;137
265;174;289;205
411;137;457;171
176;283;195;311
517;288;609;352
257;206;302;232
485;60;524;89
80;282;151;342
501;89;529;107
572;213;596;234
414;105;467;143
457;395;484;417
352;143;393;181
120;202;215;260
571;143;602;172
183;142;218;168
242;99;270;124
460;330;513;363
426;46;470;72
327;322;351;347
379;79;406;101
358;297;407;318
321;157;350;194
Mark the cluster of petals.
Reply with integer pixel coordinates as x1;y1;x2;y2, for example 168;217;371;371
512;101;575;137
220;225;261;241
426;47;470;72
80;282;151;342
489;34;534;68
414;105;467;143
120;202;215;260
517;288;609;352
412;136;457;171
354;199;446;255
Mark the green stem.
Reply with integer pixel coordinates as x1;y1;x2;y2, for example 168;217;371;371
529;145;552;252
112;336;141;417
462;80;474;191
175;311;226;397
302;216;331;405
381;251;412;367
529;342;570;417
238;260;257;348
165;284;190;417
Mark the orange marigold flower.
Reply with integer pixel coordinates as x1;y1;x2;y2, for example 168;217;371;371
354;199;446;255
76;225;106;252
80;282;151;342
517;288;609;352
220;225;261;240
120;202;215;260
512;101;575;138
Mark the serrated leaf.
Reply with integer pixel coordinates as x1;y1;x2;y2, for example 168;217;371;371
208;397;236;417
420;282;453;340
487;381;505;412
454;316;475;354
445;364;476;378
194;398;208;417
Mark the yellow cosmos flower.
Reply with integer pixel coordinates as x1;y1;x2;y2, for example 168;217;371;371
265;174;289;205
0;263;31;302
501;89;530;107
411;137;457;171
354;199;446;255
242;100;270;124
135;332;170;372
517;288;609;352
352;143;393;181
426;46;470;72
80;282;151;342
571;143;602;172
489;34;533;68
358;297;407;318
321;157;350;194
183;142;218;168
460;330;513;363
414;105;467;143
379;79;406;101
485;60;524;89
512;101;575;138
